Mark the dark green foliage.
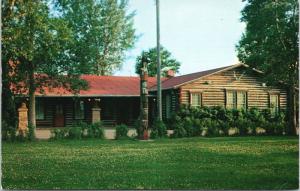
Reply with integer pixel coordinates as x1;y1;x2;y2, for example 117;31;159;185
170;105;287;138
236;0;298;134
135;46;181;77
218;121;230;136
50;128;69;140
150;119;167;139
116;124;129;139
264;121;285;136
87;122;104;139
183;117;194;137
134;119;143;139
172;122;187;138
2;121;16;142
50;122;104;140
57;0;136;75
3;1;88;136
201;118;219;137
150;129;158;139
233;118;250;136
68;126;82;140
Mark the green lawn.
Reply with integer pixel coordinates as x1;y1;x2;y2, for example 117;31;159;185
2;136;299;189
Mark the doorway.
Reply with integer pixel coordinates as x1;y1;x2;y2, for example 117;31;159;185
54;103;64;127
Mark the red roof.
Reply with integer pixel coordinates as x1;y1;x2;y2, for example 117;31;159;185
150;64;239;90
33;75;165;97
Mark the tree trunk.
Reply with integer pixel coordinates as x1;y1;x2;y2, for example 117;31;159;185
28;64;36;136
287;85;297;135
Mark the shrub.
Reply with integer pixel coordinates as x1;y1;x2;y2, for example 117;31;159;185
203;118;219;137
68;126;82;139
218;120;230;136
150;128;158;139
183;117;194;137
87;122;104;139
172;122;187;138
150;119;167;139
116;124;128;139
193;118;202;136
50;128;68;140
2;121;16;141
264;121;285;135
134;119;143;139
234;118;250;136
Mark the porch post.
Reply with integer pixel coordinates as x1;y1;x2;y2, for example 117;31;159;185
92;99;101;123
18;102;28;136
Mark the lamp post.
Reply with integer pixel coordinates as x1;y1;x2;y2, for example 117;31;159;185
156;0;162;120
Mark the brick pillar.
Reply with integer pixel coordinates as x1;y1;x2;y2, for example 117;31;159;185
92;99;101;123
18;102;28;135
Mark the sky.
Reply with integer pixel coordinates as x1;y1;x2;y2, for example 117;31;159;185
115;0;246;76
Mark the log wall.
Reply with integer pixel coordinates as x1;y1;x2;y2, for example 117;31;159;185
178;67;287;110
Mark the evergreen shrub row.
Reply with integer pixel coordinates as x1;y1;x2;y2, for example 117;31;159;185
50;121;104;140
167;105;286;138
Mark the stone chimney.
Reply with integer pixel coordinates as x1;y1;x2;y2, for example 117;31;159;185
166;70;175;78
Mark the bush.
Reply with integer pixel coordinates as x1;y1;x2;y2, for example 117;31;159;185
2;121;16;141
134;118;144;139
172;122;187;138
218;120;230;136
116;124;128;139
87;122;104;139
202;118;219;137
193;118;202;136
150;128;158;139
68;126;82;139
183;117;194;137
233;118;247;136
150;119;167;139
50;128;68;140
264;121;285;135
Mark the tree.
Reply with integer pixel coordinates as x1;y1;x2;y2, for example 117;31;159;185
135;46;181;77
236;0;298;134
56;0;136;75
2;0;87;138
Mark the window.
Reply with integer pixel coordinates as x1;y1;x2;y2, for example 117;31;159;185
190;93;202;107
237;91;247;109
270;94;279;115
226;91;236;109
226;90;247;109
74;100;85;119
36;99;45;120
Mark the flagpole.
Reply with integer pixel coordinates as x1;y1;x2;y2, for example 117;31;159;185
156;0;162;120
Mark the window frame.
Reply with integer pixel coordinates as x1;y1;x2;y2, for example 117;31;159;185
269;93;280;116
74;100;85;120
225;89;247;110
190;91;202;107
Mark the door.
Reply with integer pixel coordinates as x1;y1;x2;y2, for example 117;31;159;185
54;103;64;127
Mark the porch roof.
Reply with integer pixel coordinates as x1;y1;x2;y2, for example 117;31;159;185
32;75;166;97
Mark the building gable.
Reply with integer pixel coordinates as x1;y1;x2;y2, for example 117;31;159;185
178;66;287;110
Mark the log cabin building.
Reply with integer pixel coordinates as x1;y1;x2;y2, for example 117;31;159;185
16;63;290;129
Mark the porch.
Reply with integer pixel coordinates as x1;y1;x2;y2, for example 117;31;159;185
31;96;156;128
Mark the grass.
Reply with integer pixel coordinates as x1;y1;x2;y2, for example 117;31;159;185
2;136;299;189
